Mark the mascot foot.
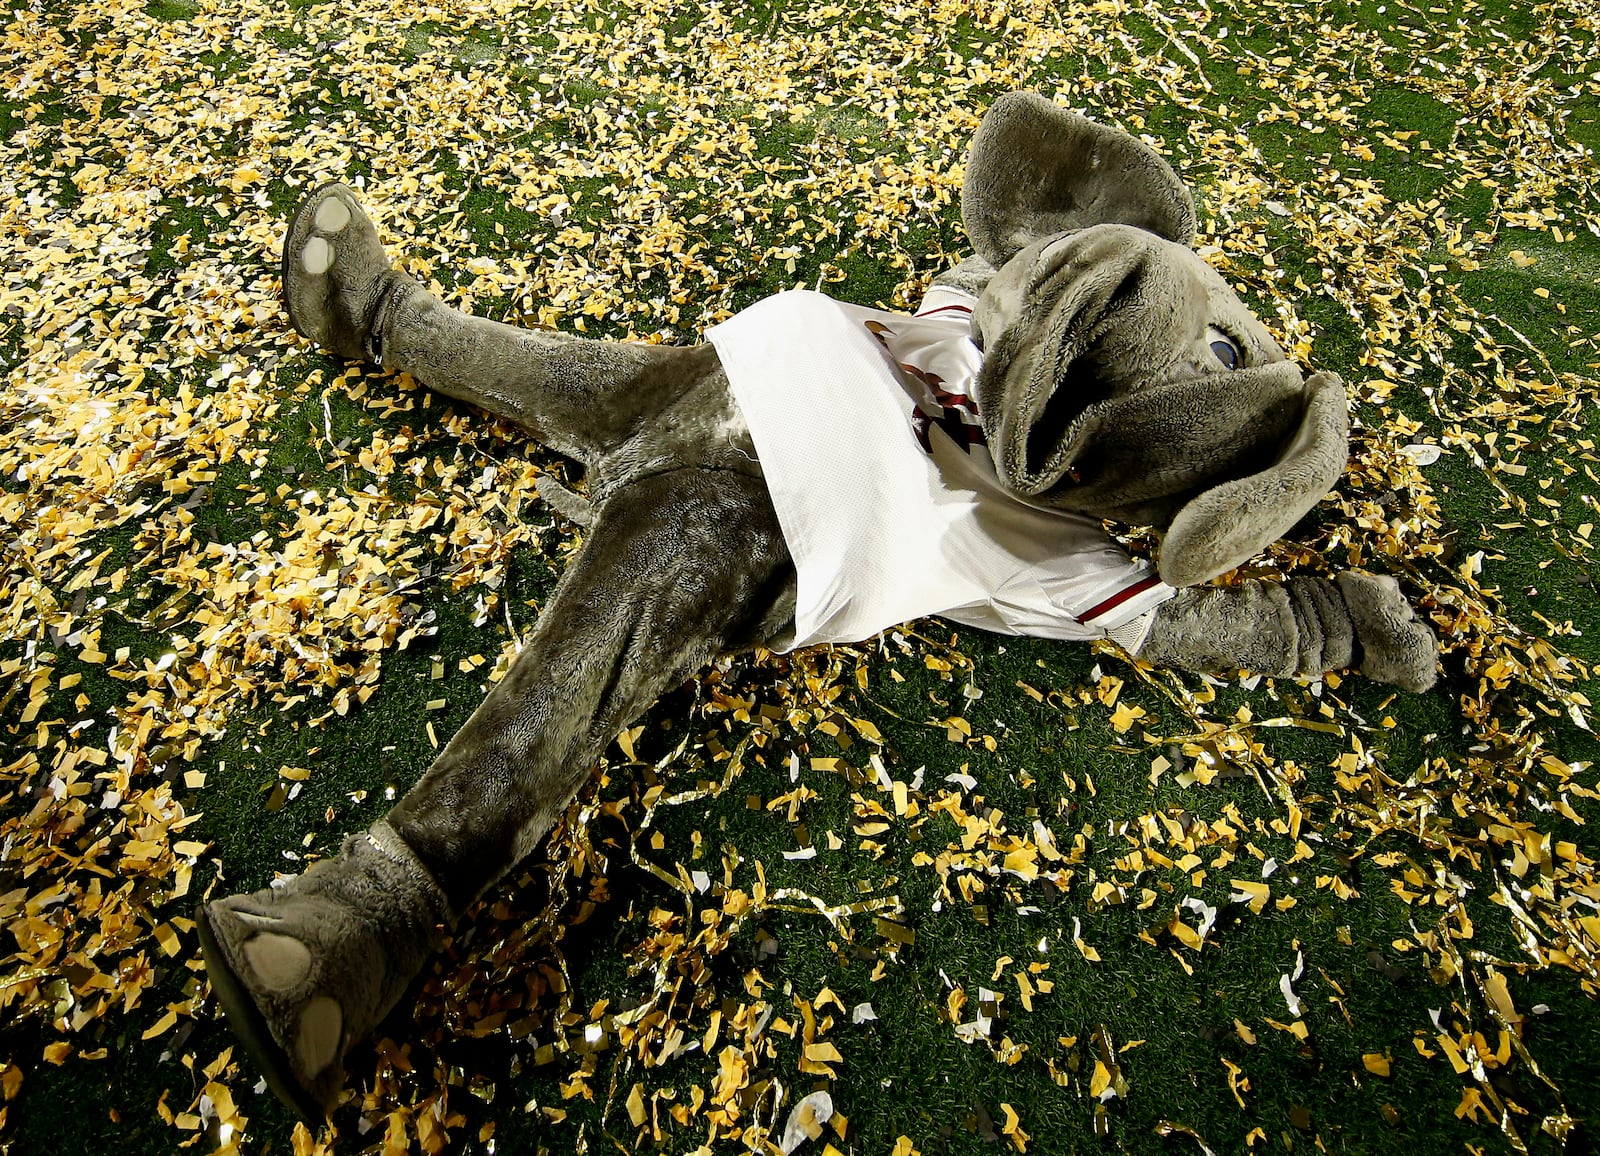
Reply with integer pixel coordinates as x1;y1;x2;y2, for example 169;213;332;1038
197;823;450;1121
1336;572;1439;693
281;182;401;361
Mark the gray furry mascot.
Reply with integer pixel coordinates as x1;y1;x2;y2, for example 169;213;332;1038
197;92;1438;1119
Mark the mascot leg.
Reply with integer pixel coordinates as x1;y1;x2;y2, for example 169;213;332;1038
199;469;794;1118
279;182;715;465
1135;573;1438;693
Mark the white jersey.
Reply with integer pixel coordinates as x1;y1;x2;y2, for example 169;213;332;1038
707;287;1176;652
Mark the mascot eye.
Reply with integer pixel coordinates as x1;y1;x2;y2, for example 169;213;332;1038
1207;327;1241;371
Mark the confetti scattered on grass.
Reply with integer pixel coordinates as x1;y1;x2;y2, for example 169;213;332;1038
2;0;1598;1152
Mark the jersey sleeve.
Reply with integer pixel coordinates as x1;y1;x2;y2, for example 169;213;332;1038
913;283;979;323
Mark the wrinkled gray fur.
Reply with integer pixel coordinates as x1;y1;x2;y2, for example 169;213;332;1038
1139;572;1437;695
200;92;1439;1119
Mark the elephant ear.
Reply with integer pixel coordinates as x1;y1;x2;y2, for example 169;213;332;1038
1157;373;1350;587
963;91;1198;268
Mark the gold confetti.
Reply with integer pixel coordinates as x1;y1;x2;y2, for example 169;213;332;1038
3;1;1594;1152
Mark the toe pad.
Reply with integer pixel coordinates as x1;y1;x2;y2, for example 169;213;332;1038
314;196;351;233
242;932;312;993
300;236;334;276
296;996;344;1078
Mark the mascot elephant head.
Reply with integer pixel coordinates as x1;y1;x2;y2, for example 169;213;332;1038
963;91;1349;588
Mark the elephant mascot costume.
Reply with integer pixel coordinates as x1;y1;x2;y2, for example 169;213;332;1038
198;92;1438;1119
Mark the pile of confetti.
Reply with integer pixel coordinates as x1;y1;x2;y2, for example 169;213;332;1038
2;0;1597;1152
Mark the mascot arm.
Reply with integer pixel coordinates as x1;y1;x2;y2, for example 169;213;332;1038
1133;572;1438;693
928;254;997;301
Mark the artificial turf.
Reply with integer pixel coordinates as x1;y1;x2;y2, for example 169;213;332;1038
1;0;1598;1153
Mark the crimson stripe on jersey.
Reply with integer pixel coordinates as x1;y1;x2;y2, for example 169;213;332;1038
915;303;974;319
1075;574;1162;623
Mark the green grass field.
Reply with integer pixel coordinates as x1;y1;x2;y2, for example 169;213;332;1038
3;0;1599;1152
